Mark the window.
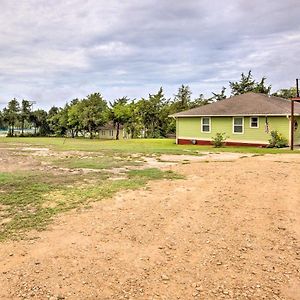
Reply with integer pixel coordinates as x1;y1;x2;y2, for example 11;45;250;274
233;117;244;134
110;130;114;136
201;117;211;133
250;117;259;128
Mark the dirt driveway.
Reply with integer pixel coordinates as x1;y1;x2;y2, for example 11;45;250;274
0;154;300;299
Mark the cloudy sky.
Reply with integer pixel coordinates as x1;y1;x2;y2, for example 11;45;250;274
0;0;299;109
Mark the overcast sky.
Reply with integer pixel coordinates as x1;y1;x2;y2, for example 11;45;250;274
0;0;299;109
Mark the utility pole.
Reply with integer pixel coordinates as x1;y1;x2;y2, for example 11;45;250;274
290;79;300;150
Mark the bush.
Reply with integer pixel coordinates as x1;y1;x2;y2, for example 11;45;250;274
268;130;288;148
212;132;227;148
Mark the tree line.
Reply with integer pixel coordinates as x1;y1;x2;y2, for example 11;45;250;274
0;71;297;139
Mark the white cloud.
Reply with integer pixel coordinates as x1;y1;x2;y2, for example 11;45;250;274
0;0;299;109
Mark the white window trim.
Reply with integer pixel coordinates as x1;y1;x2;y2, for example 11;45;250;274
232;117;244;134
201;117;211;133
250;116;259;129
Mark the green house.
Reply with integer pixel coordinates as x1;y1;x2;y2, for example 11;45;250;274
171;92;300;146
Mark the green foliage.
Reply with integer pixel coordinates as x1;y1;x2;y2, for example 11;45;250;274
137;87;169;138
80;93;108;139
109;97;131;140
211;132;227;147
0;76;296;140
3;98;20;135
30;109;49;135
229;70;271;96
211;87;227;101
271;87;297;99
268;130;288;148
20;100;31;135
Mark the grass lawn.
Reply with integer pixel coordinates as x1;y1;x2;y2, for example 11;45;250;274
0;137;298;241
0;137;298;154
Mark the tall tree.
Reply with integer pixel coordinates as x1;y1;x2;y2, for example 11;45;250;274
229;70;271;95
137;87;167;138
20;100;31;135
3;98;20;136
126;101;143;138
109;97;131;140
254;77;271;94
173;85;192;111
80;93;108;139
67;100;82;138
31;109;49;135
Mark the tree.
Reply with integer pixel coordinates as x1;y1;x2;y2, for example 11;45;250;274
137;87;168;138
67;100;82;138
80;93;108;139
272;87;297;99
30;109;49;135
47;106;60;135
109;97;131;140
254;77;271;94
173;85;192;111
229;70;271;95
126;101;143;138
3;98;20;136
0;111;6;130
211;87;227;101
192;94;212;107
20;100;31;135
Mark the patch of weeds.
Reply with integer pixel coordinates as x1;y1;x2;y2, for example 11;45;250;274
51;156;142;170
0;168;183;241
127;168;184;180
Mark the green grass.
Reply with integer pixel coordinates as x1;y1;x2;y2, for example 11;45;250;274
0;168;183;241
0;137;298;154
52;155;142;170
0;136;298;241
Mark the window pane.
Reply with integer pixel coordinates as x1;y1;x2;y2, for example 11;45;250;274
234;125;243;133
202;125;210;132
202;117;210;125
234;117;243;125
251;117;258;127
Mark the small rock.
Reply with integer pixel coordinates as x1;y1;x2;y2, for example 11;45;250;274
161;274;169;281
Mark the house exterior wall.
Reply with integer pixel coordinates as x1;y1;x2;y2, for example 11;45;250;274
99;129;125;140
294;116;300;145
177;116;291;145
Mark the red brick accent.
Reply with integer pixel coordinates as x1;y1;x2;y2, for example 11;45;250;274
177;139;267;147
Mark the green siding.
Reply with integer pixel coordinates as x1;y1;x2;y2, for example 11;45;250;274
177;116;291;144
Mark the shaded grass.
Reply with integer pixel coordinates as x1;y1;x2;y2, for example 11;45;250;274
0;168;183;241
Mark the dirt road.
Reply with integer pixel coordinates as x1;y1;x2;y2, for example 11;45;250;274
1;154;300;299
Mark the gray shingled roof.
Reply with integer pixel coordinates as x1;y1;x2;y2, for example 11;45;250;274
171;92;300;117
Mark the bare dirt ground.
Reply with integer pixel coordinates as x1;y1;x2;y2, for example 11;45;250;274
0;153;300;299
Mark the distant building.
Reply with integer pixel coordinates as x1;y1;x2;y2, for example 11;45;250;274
99;122;130;140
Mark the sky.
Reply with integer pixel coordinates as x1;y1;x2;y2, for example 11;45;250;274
0;0;299;110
